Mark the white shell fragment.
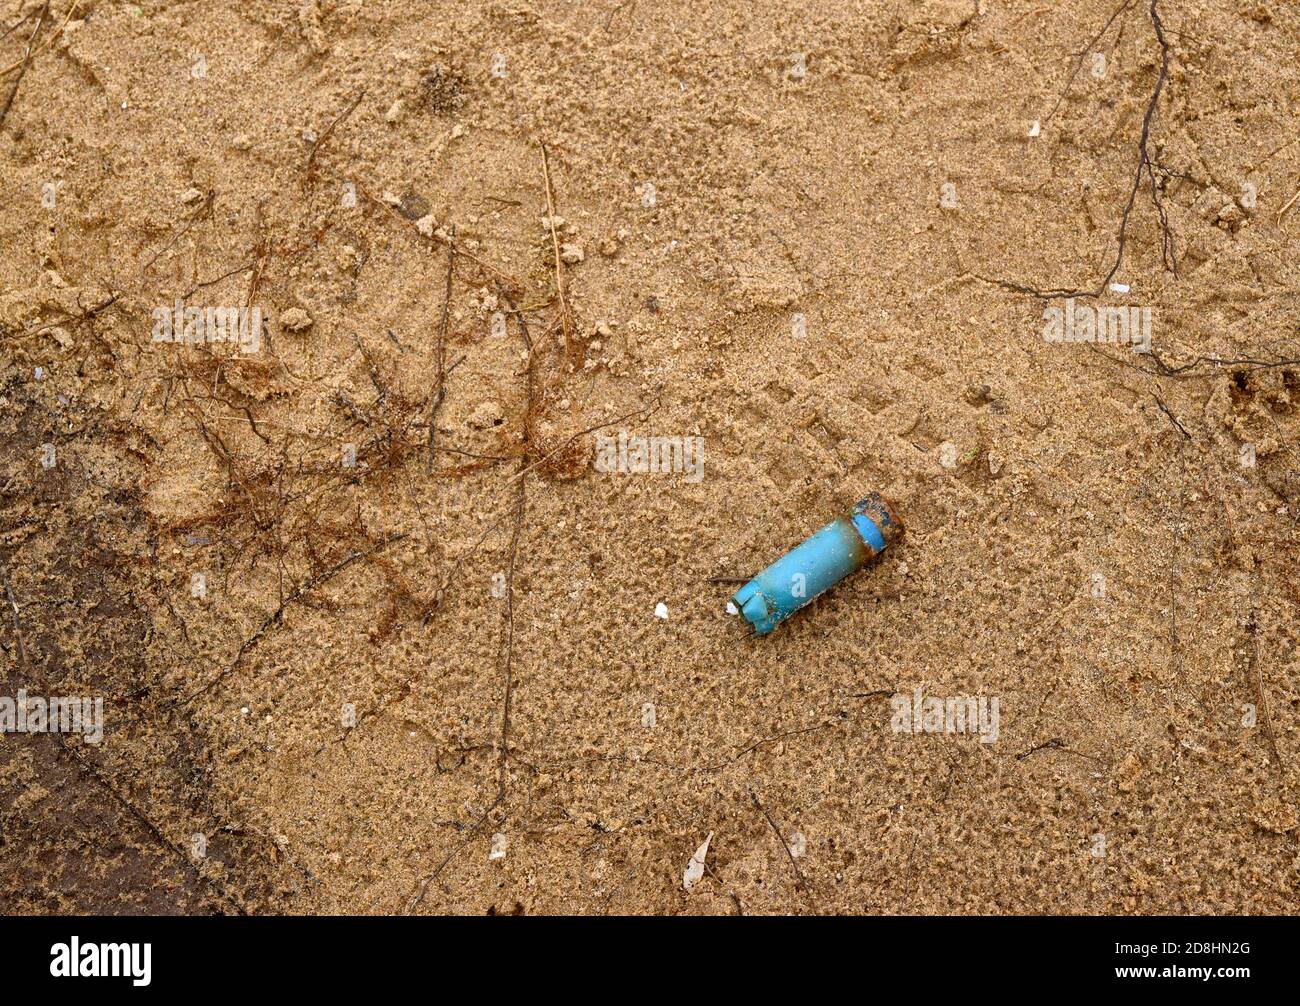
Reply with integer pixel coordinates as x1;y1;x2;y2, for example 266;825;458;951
683;831;713;891
725;601;738;616
654;602;668;620
489;832;507;860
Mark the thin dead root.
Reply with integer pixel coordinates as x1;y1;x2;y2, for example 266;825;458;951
177;532;410;706
0;0;47;131
427;224;456;472
978;0;1174;299
540;142;577;358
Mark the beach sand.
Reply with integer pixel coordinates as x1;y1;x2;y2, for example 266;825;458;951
2;0;1299;914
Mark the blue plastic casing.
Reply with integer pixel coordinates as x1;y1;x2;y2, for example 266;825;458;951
731;494;902;636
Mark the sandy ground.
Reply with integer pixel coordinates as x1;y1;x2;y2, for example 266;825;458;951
2;0;1299;915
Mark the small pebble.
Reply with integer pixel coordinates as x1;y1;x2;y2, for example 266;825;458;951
654;602;668;620
398;189;430;220
280;307;313;332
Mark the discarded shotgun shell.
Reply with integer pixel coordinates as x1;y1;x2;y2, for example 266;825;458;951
731;494;902;636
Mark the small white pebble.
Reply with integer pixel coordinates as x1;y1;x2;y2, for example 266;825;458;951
725;601;738;616
1028;120;1041;138
1109;282;1130;294
788;831;807;858
240;706;250;716
489;832;507;860
34;367;44;380
640;702;657;729
654;602;668;620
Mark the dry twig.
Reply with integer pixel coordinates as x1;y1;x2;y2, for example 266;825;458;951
0;0;48;131
427;225;455;472
540;143;576;356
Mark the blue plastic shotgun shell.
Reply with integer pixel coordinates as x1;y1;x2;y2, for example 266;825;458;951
731;494;902;636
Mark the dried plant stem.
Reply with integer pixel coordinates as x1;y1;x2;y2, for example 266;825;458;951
428;225;455;473
540;142;575;355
